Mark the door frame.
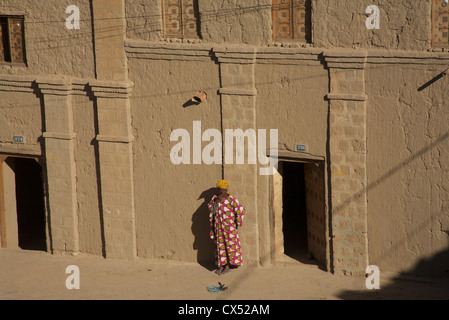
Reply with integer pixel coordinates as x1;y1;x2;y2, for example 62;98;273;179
269;152;330;271
0;153;47;250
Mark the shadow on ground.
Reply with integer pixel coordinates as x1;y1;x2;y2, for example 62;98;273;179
337;247;449;300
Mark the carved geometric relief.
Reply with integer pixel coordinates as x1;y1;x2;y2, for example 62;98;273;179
163;0;199;39
164;0;182;37
182;0;199;38
432;0;449;48
273;0;311;42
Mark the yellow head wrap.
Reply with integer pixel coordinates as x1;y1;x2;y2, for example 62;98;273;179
216;180;229;189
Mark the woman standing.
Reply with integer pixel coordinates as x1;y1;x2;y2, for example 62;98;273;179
208;180;245;275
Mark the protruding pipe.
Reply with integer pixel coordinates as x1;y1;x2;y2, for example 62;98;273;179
191;91;207;104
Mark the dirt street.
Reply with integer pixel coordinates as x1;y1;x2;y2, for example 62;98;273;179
1;248;448;300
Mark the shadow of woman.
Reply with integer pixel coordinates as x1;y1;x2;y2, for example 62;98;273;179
191;187;217;271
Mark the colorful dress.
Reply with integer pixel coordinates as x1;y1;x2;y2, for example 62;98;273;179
208;194;245;267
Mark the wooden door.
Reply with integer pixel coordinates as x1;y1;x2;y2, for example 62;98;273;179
304;162;327;266
272;0;293;40
163;0;199;38
164;0;182;38
182;0;199;38
9;18;25;63
272;0;309;42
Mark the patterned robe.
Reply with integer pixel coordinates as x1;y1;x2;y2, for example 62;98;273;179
208;194;245;267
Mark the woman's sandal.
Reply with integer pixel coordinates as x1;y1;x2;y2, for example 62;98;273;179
219;269;231;275
215;268;224;275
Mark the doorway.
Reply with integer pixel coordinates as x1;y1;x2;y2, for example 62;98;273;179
274;160;327;268
282;161;308;260
0;156;47;251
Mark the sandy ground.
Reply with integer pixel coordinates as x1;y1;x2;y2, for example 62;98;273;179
1;248;448;300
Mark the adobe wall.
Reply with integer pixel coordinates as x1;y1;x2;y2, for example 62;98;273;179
313;0;431;51
128;56;222;262
125;0;272;45
254;59;328;156
0;0;133;258
125;0;163;42
1;0;97;250
126;0;434;51
0;0;447;277
0;0;95;78
0;89;42;154
198;0;272;45
366;59;449;276
0;76;103;255
254;53;330;266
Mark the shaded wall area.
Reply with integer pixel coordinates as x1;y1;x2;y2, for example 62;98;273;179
72;94;103;256
366;63;449;276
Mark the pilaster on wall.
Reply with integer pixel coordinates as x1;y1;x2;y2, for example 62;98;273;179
91;81;136;259
325;51;369;276
214;47;259;265
92;0;136;259
37;79;79;254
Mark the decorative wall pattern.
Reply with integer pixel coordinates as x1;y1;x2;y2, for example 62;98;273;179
432;0;449;48
272;0;310;42
163;0;199;39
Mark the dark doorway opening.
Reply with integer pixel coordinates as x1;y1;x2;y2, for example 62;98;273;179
282;161;310;262
11;157;47;251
